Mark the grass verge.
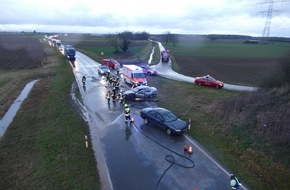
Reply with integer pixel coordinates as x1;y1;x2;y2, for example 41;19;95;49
146;76;289;190
0;50;100;189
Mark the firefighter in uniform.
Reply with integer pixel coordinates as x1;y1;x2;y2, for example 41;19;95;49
124;104;131;122
82;75;86;86
119;91;124;105
106;72;110;83
113;78;120;94
106;90;112;104
230;174;241;189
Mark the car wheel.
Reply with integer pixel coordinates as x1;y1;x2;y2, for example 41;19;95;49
215;85;219;89
166;128;172;135
198;83;202;86
144;118;149;125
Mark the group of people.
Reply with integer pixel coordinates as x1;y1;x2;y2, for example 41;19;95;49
105;72;125;105
106;72;119;88
106;89;125;105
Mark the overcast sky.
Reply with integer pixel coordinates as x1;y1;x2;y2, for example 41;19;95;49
1;0;290;37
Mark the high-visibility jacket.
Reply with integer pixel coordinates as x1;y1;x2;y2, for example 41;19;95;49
119;93;123;99
230;178;241;189
124;108;130;116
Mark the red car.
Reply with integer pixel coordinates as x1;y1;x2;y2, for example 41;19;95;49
194;75;224;89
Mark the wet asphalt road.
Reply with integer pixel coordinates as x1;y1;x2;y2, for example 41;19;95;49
70;51;250;190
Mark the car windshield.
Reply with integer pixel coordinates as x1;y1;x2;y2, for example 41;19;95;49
208;77;216;82
131;86;146;92
133;73;145;78
204;76;216;82
163;112;178;122
67;48;75;53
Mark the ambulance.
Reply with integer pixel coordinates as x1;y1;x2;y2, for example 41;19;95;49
122;65;147;86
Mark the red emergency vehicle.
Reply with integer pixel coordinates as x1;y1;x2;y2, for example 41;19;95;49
101;59;120;69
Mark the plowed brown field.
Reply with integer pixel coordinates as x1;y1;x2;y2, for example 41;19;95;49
0;34;45;69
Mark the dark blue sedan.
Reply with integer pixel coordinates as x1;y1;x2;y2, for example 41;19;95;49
140;107;188;135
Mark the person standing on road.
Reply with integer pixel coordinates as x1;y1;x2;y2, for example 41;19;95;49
119;91;124;105
106;72;110;83
82;75;86;86
106;90;112;105
124;104;131;122
230;174;241;190
116;66;120;76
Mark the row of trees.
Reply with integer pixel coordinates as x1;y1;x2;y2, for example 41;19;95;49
106;31;177;53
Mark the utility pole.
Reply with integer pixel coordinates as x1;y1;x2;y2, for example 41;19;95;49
258;0;287;41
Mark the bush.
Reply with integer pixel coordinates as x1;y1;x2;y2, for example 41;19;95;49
261;54;290;88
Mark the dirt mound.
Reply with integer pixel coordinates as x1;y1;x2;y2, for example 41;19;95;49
212;85;290;163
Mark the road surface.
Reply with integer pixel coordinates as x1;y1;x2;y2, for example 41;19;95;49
70;51;250;190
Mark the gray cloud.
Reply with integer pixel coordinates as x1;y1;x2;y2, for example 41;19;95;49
0;0;289;37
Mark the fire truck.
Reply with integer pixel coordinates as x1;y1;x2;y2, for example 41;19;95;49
161;50;170;62
101;59;120;70
122;65;147;86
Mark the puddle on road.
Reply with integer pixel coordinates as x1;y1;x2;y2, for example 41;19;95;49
0;79;39;138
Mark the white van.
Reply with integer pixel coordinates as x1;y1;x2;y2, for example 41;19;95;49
122;65;147;86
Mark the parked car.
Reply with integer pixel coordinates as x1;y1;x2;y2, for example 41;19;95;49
98;65;110;75
140;107;188;135
123;85;157;101
194;75;224;89
140;65;158;76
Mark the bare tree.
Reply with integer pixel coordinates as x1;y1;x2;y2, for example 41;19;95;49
106;34;120;53
118;31;133;52
162;31;178;46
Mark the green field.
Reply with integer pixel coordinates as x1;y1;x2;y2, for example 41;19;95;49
0;38;101;190
163;36;290;58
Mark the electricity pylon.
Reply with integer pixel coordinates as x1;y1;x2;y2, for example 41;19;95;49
258;0;287;40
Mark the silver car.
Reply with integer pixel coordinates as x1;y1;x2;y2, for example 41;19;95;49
123;85;157;101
